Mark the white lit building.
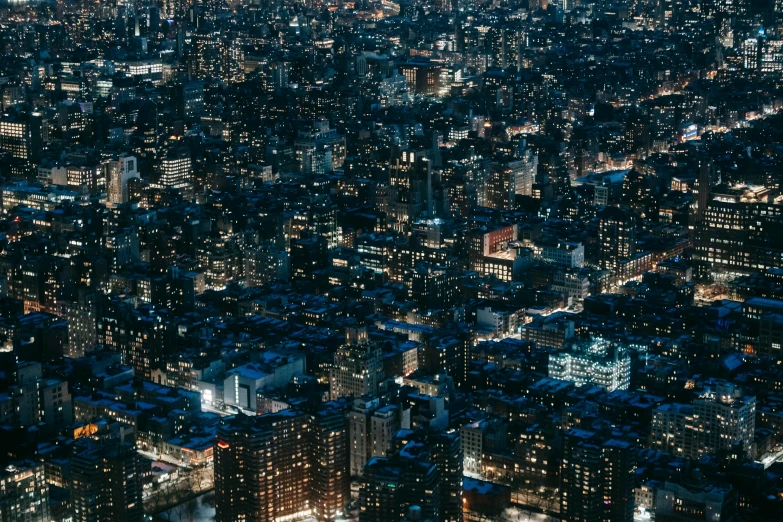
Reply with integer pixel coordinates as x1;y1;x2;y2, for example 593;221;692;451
512;147;538;197
158;151;192;190
692;383;756;459
461;421;486;476
650;383;756;460
223;353;305;412
548;338;631;392
124;60;164;85
105;154;139;204
540;241;585;268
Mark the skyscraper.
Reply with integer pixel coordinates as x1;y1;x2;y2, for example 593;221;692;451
359;458;405;522
601;439;636;522
561;429;604;522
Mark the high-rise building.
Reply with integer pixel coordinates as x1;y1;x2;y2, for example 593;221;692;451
379;72;410;107
273;412;314;520
349;396;381;477
410;263;458;310
694;156;713;221
487;155;537;209
601;439;636;522
598;207;637;271
441;156;491;216
330;327;384;400
743;36;760;70
215;405;349;522
67;164;101;193
291;235;329;282
97;303;172;381
417;335;469;386
40;377;74;432
0;361;73;433
434;431;464;522
371;405;400;458
650;403;695;458
67;289;98;358
190;31;225;80
359;458;406;522
760;37;783;73
398;61;441;95
124;310;169;381
173;80;205;118
158;150;193;191
198;233;245;290
70;439;144;522
310;402;350;522
651;383;756;460
105;155;139;205
215;411;310;522
692;383;756;459
245;243;290;286
395;429;463;522
387;150;434;233
0;461;50;522
294;118;346;175
460;417;506;476
359;453;440;522
695;190;783;273
559;430;636;522
0;112;42;163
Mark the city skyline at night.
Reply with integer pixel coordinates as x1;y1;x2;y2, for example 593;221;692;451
0;0;780;520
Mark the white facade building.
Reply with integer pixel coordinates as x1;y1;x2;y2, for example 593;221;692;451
106;154;138;204
223;353;305;412
548;338;631;392
540;242;585;268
